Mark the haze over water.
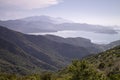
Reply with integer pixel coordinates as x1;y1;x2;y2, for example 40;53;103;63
29;30;120;44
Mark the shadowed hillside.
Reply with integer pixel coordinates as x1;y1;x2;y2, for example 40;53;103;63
0;26;92;74
0;45;120;80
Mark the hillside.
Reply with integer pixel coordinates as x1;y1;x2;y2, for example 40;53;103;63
56;45;120;80
0;45;120;80
44;35;102;53
0;26;92;74
104;40;120;50
85;45;120;74
0;38;56;75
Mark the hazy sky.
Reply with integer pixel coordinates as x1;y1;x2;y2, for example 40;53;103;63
0;0;120;26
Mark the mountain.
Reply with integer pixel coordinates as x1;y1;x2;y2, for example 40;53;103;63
84;45;120;76
0;19;57;33
57;45;120;80
0;38;56;75
104;40;120;50
22;15;72;24
0;15;72;33
56;23;118;34
44;35;102;53
0;45;120;80
0;15;117;34
0;26;92;74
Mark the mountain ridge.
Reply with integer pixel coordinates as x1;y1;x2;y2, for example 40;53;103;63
0;15;118;34
0;26;93;74
44;34;102;53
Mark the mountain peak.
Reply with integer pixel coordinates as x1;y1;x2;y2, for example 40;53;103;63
20;15;72;24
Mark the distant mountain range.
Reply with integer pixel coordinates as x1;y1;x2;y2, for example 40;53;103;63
0;25;120;74
0;15;118;34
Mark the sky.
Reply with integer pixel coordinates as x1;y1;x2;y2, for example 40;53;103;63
0;0;120;26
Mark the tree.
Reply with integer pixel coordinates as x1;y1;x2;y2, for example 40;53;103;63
68;60;107;80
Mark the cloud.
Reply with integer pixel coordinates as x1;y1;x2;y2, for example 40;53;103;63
0;0;61;9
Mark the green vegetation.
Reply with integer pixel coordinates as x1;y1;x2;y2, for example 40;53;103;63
0;26;120;80
0;26;92;74
0;45;120;80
